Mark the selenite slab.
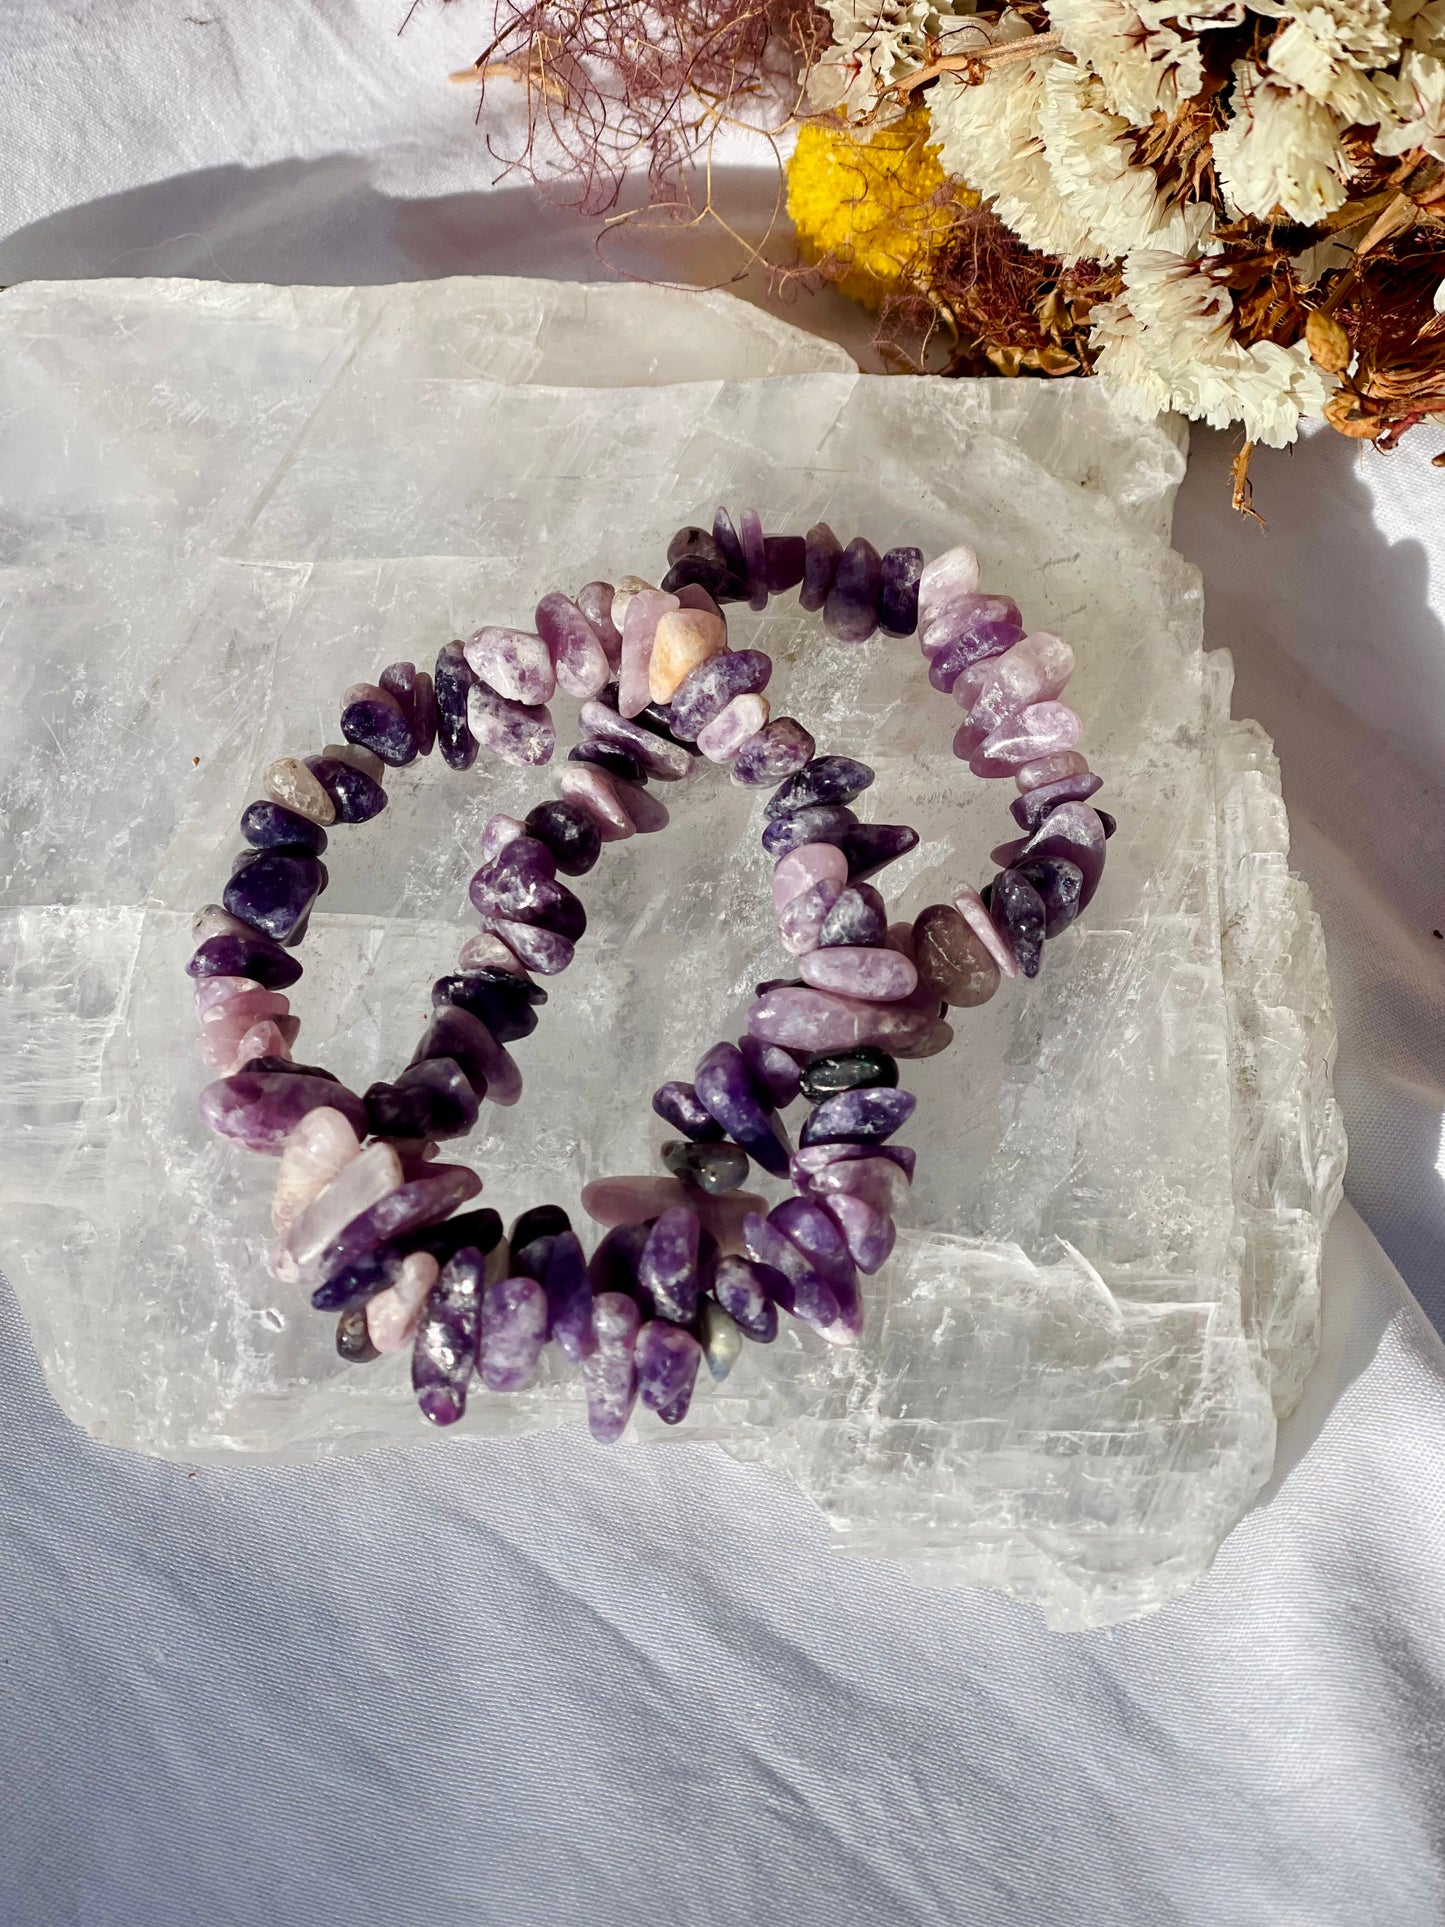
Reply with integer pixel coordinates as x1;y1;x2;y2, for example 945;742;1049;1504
0;277;1343;1628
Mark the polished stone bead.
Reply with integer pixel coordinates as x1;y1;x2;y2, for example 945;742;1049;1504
434;640;478;771
760;804;856;859
769;1196;861;1340
467;682;555;767
522;798;601;879
401;1207;504;1265
912;902;1001;1007
222;852;323;944
920;591;1025;666
798;1151;911;1218
713;1255;779;1341
824;536;882;643
740;1213;840;1339
198;1069;367;1155
800;944;917;1003
336;1305;378;1363
456;930;531;979
583;1290;643;1441
693;1041;791;1178
303;753;386;824
917;543;982;627
817;882;888;950
799;522;841;613
202;1009;299;1075
698;1297;743;1380
187;929;302;989
578;697;693;779
737;1034;801;1109
777;877;843;957
367;1250;439;1356
420;1002;521;1105
639;1205;702;1322
575;581;623;668
697;692;769;763
479;1274;548;1393
367;1057;480;1140
410;1248;483;1425
824;1192;895;1275
878;546;923;637
379;661;420;746
580;1177;767;1252
667;525;729;574
652;1081;725;1143
464;627;556;707
544;1231;596;1362
190;903;259;945
241;798;328;856
341;681;416;767
738;508;768;612
263;757;336;827
556;766;635;844
797;1047;898;1100
322;741;386;781
1020;800;1107;906
765;755;875;820
731;717;815;788
954;882;1018;980
310;1165;483;1295
839;823;918;882
506;1200;569;1253
793;1139;916;1184
311;1238;413;1315
955;631;1075;741
992;868;1047;978
661;1139;751;1194
412;670;437;757
1013;856;1085;937
1009;769;1103;829
270;1105;361;1236
764;533;807;594
483;916;575;976
619;588;679;718
649;608;728;703
667;649;772;744
536;592;611;700
800;1086;916;1148
470;838;583;938
773;841;849;910
569;741;645;784
712;507;748;593
636;1320;703;1424
1014;749;1091;793
586;1220;652;1310
433;971;542;1044
194;973;289;1023
747;985;942;1056
612;777;669;837
970;702;1083;779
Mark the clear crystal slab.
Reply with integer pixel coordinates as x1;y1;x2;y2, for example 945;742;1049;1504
0;278;1343;1627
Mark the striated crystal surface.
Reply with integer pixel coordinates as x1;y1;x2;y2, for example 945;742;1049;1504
0;276;1343;1628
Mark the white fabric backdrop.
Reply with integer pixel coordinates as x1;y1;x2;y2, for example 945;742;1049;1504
5;6;1445;1924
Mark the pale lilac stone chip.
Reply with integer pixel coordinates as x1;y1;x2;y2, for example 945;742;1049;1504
731;718;815;788
536;592;612;699
479;1275;548;1392
467;684;555;767
969;702;1083;779
636;1321;703;1425
463;627;556;706
583;1291;642;1442
799;944;917;1003
955;883;1019;980
639;1206;702;1323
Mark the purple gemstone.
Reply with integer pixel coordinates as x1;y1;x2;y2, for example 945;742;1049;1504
760;805;857;859
738;508;768;612
366;1058;479;1140
535;593;611;701
799;1086;915;1148
523;799;601;878
693;1041;791;1177
651;1080;725;1144
731;717;816;789
838;823;918;883
738;1034;801;1109
576;582;623;668
1012;856;1085;937
777;876;844;957
412;670;437;756
740;1213;841;1337
748;986;942;1058
1009;770;1104;830
636;1320;703;1425
434;641;478;771
764;534;807;594
222;853;323;945
712;508;748;593
991;869;1047;978
379;661;419;743
198;1070;366;1155
483;917;575;976
1019;801;1107;908
312;1238;416;1315
818;883;888;949
479;1275;548;1392
824;1193;894;1275
792;1140;916;1184
586;1221;653;1310
799;523;841;614
768;1197;861;1339
304;754;386;824
412;1247;483;1427
667;650;773;743
639;1206;702;1322
796;1152;910;1217
313;1166;483;1290
544;1231;597;1362
470;841;584;943
187;929;302;989
341;685;416;767
878;547;923;637
919;592;1023;663
970;703;1083;780
765;755;874;820
713;1255;780;1341
409;1005;498;1100
467;682;555;768
577;698;693;779
240;800;327;855
583;1290;642;1441
824;536;882;644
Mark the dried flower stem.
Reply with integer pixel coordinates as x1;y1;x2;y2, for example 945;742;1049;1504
886;31;1065;103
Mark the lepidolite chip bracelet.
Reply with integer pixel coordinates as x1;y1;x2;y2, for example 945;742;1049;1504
189;508;1112;1440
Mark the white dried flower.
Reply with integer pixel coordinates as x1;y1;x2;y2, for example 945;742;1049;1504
930;58;1092;256
1374;49;1445;159
1036;61;1215;262
1212;59;1352;224
1091;248;1335;446
1264;2;1401;120
805;0;991;123
1047;0;1234;121
1391;0;1445;58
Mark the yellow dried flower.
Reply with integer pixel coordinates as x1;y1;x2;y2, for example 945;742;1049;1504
787;113;971;310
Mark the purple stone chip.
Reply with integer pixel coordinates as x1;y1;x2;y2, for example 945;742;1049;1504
878;547;923;637
544;1231;597;1362
799;1085;916;1148
824;536;882;644
731;718;816;789
479;1275;548;1392
799;523;841;614
434;641;478;772
639;1206;702;1322
693;1041;791;1177
583;1291;642;1441
187;929;302;989
198;1070;367;1156
713;1255;780;1341
764;534;807;594
765;755;874;820
636;1320;703;1425
222;852;323;945
412;1247;483;1427
304;754;386;824
991;868;1047;978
